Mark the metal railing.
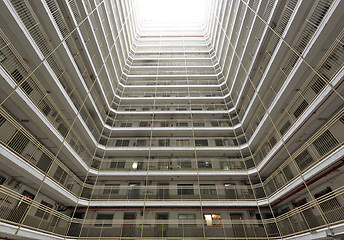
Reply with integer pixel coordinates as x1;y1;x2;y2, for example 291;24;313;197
1;184;344;238
116;104;228;112
107;119;235;128
9;0;104;140
0;31;94;167
1;104;343;203
121;91;223;98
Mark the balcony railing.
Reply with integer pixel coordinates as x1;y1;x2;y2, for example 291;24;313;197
121;91;223;98
115;104;228;112
2;103;343;203
91;157;248;171
1;184;344;239
246;28;344;167
131;61;213;67
133;53;210;59
0;32;94;166
236;0;339;143
97;137;246;149
107;119;235;128
124;80;220;86
9;0;105;138
127;70;218;75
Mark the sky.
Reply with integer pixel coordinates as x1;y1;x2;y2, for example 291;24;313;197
138;0;208;24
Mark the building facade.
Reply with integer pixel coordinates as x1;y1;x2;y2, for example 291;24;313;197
0;0;344;239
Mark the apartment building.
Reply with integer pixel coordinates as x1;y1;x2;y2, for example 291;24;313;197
0;0;344;239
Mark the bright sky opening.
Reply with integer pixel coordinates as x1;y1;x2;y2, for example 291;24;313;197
137;0;208;25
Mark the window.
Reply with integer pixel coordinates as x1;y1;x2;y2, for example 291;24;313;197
117;162;125;168
53;166;67;184
294;100;309;118
156;213;169;220
176;139;189;147
198;161;212;168
178;214;196;220
11;69;33;94
38;100;51;116
140;121;149;127
211;121;220;127
0;175;7;185
311;76;326;94
220;161;229;170
232;138;239;146
110;161;125;169
36;153;52;173
132;162;143;170
280;121;291;135
0;115;5;127
7;131;29;154
178;214;196;227
204;214;221;227
224;184;236;199
91;160;100;169
57;124;68;137
103;184;120;195
215;139;224;146
159;139;170;146
195;139;208;146
95;214;113;227
193;122;205;127
120;122;132;127
294;149;314;171
160;122;169;127
177;160;191;169
200;184;217;196
313;130;339;156
338;116;344;126
35;201;53;220
11;69;24;83
158;161;169;170
136;139;147;147
99;138;108;145
225;121;232;127
177;122;188;127
115;140;130;147
0;50;6;62
268;136;277;147
178;184;194;195
69;138;79;152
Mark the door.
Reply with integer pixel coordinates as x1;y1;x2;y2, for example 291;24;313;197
68;212;85;237
157;183;169;199
9;190;34;223
297;198;318;229
264;213;279;237
128;183;140;199
155;213;169;237
230;213;245;237
224;183;236;199
122;212;136;237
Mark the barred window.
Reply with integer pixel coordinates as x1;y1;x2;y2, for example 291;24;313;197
313;130;339;156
